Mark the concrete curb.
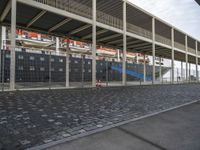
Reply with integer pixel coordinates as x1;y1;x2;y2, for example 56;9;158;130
27;100;199;150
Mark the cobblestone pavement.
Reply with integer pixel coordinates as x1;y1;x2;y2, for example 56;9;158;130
0;84;200;149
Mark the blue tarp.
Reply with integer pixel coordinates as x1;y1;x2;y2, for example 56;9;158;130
111;66;152;81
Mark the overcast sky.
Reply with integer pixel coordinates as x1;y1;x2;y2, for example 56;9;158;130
128;0;200;41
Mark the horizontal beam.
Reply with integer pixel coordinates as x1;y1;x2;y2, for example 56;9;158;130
118;39;141;47
27;10;46;27
98;34;121;42
48;18;72;32
0;0;11;22
82;29;107;40
127;42;150;48
69;24;91;35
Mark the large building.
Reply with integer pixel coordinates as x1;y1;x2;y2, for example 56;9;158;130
0;0;199;90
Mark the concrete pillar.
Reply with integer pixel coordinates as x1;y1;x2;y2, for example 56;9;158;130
65;38;70;87
56;37;59;55
143;54;146;83
171;28;174;84
92;0;96;87
159;57;162;83
1;26;6;50
117;49;120;62
152;17;155;84
81;55;85;88
196;41;199;82
10;0;17;90
122;0;127;86
0;26;2;86
185;35;188;83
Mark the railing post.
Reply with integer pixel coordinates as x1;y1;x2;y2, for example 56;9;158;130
185;35;188;83
152;17;155;84
196;41;199;82
10;0;17;91
92;0;96;87
122;0;127;86
171;28;174;84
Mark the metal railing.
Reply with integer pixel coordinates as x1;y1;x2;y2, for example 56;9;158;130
33;0;189;52
174;42;185;51
155;34;171;46
127;23;152;39
188;47;196;54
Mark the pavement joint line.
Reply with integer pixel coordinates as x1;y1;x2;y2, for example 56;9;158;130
26;99;199;150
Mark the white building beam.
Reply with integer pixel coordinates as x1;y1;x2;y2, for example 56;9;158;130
48;18;72;32
0;0;11;22
122;0;127;86
185;35;188;82
27;10;46;27
66;38;70;87
171;28;175;84
152;17;155;84
92;0;96;87
196;41;199;82
10;0;17;90
69;24;91;35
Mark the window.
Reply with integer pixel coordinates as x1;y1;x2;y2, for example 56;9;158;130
74;60;78;64
88;61;91;65
18;66;23;70
59;58;63;63
40;67;45;71
18;55;24;60
6;54;10;59
30;56;35;60
51;68;55;71
88;69;91;73
51;58;54;62
40;57;45;61
59;68;63;72
30;66;35;71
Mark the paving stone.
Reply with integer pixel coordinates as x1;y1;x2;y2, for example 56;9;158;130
0;84;199;149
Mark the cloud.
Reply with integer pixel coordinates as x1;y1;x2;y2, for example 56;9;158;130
128;0;200;41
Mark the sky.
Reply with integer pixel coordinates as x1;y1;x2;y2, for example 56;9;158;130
128;0;200;41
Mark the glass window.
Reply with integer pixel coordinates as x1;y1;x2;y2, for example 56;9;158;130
59;58;63;63
40;57;45;61
40;67;45;71
51;58;55;62
30;56;35;60
59;68;63;72
30;66;35;71
18;55;24;60
18;66;23;70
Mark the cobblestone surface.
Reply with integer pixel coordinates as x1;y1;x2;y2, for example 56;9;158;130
0;84;200;149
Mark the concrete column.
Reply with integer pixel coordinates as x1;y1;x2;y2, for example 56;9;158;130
152;17;155;84
185;35;188;83
0;26;2;86
65;38;70;87
159;57;162;83
117;49;120;62
81;55;85;88
92;0;96;87
171;28;174;84
143;54;146;83
10;0;17;90
122;0;127;86
56;37;59;55
196;41;199;82
1;26;6;50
